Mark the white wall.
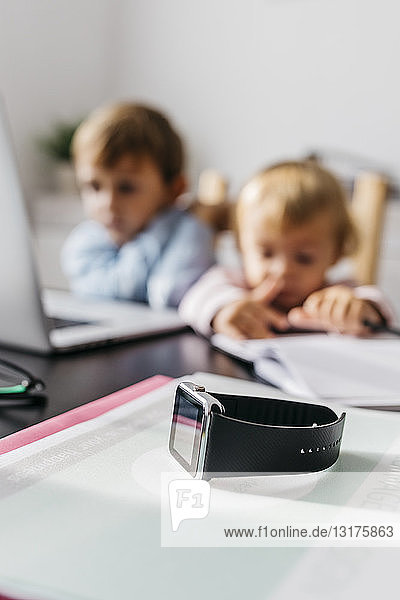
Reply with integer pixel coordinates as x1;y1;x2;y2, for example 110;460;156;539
3;0;400;196
115;0;400;193
0;0;124;197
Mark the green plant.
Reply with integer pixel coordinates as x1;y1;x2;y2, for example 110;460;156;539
37;119;82;162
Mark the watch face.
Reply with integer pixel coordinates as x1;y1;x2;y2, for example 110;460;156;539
169;386;205;475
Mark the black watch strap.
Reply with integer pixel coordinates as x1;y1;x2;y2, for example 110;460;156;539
203;392;345;475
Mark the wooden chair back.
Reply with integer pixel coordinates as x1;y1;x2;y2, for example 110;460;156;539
350;172;388;285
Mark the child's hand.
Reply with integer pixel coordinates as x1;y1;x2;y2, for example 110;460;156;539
287;285;383;336
212;278;289;339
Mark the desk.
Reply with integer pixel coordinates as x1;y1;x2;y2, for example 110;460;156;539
0;331;253;439
1;332;400;599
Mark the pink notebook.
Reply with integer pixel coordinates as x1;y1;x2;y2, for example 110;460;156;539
0;375;171;456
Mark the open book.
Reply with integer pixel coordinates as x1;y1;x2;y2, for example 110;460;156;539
211;333;400;407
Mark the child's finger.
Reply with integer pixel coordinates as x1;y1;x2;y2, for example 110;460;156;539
344;300;365;335
250;276;284;305
287;307;328;331
303;294;338;330
318;296;337;324
303;291;327;316
237;316;275;339
262;306;289;331
331;297;352;330
240;307;277;338
247;302;288;331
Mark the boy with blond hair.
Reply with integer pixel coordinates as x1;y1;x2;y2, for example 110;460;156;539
62;102;214;308
180;160;392;338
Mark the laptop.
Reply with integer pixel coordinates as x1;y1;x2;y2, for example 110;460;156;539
0;100;186;353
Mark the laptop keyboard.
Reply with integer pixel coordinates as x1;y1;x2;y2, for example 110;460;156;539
51;316;93;329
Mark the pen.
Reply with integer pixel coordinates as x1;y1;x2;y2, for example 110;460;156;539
362;319;400;337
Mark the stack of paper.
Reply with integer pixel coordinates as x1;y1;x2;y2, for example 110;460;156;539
212;333;400;406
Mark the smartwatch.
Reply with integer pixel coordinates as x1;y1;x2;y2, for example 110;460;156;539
169;382;346;480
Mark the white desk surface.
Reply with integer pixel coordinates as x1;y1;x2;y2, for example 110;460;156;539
0;373;399;599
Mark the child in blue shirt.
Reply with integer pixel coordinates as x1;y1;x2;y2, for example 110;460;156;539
61;102;214;308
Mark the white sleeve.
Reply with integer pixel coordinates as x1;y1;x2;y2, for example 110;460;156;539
179;266;247;336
